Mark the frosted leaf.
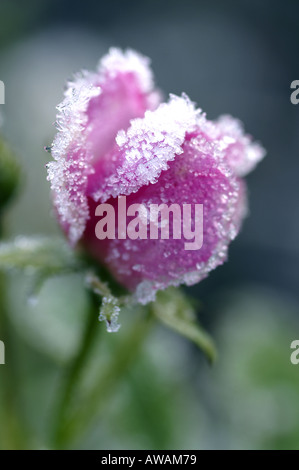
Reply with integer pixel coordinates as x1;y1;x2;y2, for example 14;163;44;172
99;296;121;333
0;235;80;272
93;94;202;202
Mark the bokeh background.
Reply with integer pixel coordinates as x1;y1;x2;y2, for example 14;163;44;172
0;0;299;450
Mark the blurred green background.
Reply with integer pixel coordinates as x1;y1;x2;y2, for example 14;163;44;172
0;0;299;450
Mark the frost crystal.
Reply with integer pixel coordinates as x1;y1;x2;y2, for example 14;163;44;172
47;74;99;245
99;296;121;333
98;47;154;95
94;94;201;202
211;115;265;176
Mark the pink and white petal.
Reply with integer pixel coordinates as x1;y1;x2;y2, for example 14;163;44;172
47;49;160;245
213;115;266;177
47;73;99;245
82;132;246;304
92;94;202;203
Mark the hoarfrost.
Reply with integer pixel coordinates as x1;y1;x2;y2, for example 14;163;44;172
98;47;154;94
94;94;202;202
47;73;100;245
99;296;121;333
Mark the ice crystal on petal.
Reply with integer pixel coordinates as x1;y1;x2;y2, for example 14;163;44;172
98;47;154;95
47;73;99;244
94;94;201;202
212;115;265;177
47;48;159;245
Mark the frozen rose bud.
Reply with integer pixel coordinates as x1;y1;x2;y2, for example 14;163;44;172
47;49;265;304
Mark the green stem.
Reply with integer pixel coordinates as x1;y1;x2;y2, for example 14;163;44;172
51;292;100;448
54;308;153;449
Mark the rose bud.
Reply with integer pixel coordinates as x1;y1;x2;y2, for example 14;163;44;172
47;48;265;304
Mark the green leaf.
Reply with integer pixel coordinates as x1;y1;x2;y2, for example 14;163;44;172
6;272;92;364
0;236;89;363
0;236;81;275
152;288;217;363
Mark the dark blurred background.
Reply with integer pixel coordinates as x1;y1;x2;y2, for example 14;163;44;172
0;0;299;450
